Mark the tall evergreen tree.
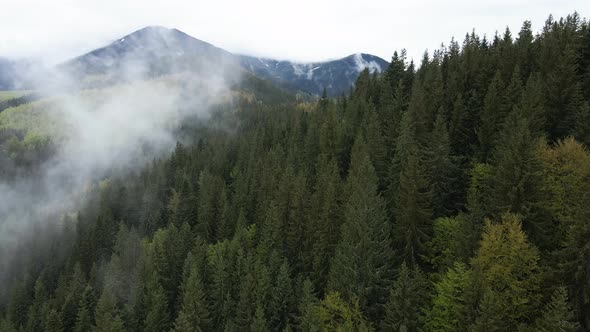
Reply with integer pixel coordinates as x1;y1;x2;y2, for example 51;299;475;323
143;276;170;332
173;262;209;332
383;262;428;332
94;290;125;332
388;112;433;267
477;72;504;162
534;287;579;332
427;113;460;216
297;279;321;332
490;110;546;244
328;135;394;323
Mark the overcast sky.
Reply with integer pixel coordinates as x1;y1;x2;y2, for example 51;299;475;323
0;0;588;65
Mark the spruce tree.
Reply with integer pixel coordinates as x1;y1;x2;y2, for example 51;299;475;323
251;305;269;332
534;287;579;332
24;276;48;332
389;113;432;267
543;44;584;140
144;277;170;332
517;73;545;135
427;113;460;217
383;262;426;332
328;135;393;323
269;259;293;330
45;309;64;332
297;279;321;332
94;290;125;332
477;72;504;162
490;110;546;244
309;155;342;291
173;263;209;332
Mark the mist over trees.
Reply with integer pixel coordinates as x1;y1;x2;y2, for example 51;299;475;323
2;12;590;331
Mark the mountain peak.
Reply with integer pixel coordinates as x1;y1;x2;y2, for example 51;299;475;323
57;27;388;95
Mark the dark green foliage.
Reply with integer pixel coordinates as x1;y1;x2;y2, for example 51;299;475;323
490;110;547;244
328;136;393;324
297;279;321;331
389;112;433;267
173;261;210;332
534;287;579;332
4;12;590;332
383;262;429;331
477;72;504;162
94;290;125;332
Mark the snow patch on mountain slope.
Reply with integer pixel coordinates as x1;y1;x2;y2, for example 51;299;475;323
353;53;382;73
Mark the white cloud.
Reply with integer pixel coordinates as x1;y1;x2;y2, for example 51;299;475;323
0;0;588;64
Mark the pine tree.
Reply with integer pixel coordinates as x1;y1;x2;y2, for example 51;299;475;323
361;105;388;185
534;287;579;332
277;166;307;272
94;290;125;332
208;241;234;328
543;138;590;325
470;291;505;332
7;276;33;329
502;65;523;118
173;263;210;332
144;277;170;332
269;259;292;330
389;113;432;267
45;309;64;332
449;94;471;156
309;155;342;292
251;305;269;332
74;303;92;332
516;20;536;78
543;43;584;140
197;170;226;242
383;262;427;332
517;73;545;135
235;271;256;330
477;72;504;162
328;136;393;323
297;279;321;332
24;276;48;332
490;110;546;244
427;113;460;217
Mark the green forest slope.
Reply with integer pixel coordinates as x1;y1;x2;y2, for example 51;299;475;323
1;13;590;332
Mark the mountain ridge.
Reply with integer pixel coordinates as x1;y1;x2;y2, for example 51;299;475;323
5;26;390;96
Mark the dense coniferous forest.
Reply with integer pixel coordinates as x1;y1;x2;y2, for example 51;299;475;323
2;13;590;331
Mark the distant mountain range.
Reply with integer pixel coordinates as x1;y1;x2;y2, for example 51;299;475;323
1;26;389;96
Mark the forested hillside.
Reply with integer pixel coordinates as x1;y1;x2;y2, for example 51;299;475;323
2;13;590;331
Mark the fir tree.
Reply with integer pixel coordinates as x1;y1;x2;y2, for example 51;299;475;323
328;136;393;323
534;287;579;332
94;290;125;332
144;277;170;332
297;279;321;332
389;113;433;267
490;110;546;244
173;264;209;332
383;262;427;332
